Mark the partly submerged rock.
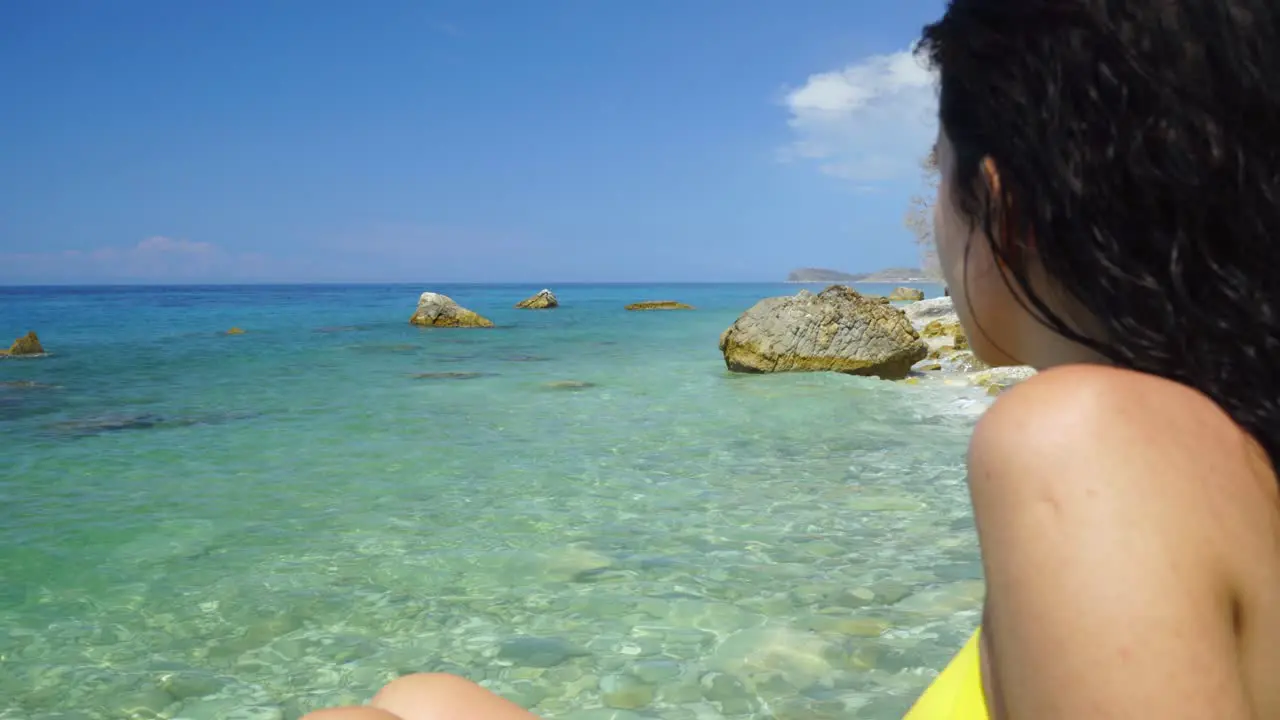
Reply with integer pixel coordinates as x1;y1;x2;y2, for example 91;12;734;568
411;371;494;380
2;331;45;357
225;327;246;336
718;285;927;380
539;545;615;582
498;636;589;668
921;319;969;350
515;289;559;309
902;297;957;330
902;298;973;372
887;287;926;302
708;626;836;689
927;349;988;373
625;301;694;311
0;380;54;389
409;292;494;328
543;380;596;390
49;410;259;438
972;366;1037;396
898;297;1038;386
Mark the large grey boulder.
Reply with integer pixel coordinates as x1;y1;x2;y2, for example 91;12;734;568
409;292;494;328
718;285;927;380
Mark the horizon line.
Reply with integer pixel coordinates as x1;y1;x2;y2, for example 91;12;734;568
0;279;942;290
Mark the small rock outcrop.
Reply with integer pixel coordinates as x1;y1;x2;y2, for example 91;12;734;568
902;297;958;329
409;292;494;328
903;298;984;372
718;285;927;380
972;367;1038;396
2;331;45;357
900;297;1037;390
625;301;694;311
516;289;558;309
922;319;969;350
887;287;926;302
225;327;246;336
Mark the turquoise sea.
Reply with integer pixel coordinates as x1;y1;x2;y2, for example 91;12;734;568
0;283;989;720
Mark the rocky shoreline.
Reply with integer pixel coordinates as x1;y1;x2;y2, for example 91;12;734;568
715;285;1034;393
2;287;1033;397
399;285;1034;395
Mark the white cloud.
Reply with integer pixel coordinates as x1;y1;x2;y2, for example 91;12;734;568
782;45;938;183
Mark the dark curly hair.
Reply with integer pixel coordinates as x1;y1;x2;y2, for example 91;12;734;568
919;0;1280;472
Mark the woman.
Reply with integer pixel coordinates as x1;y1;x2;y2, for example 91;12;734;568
307;1;1280;717
909;0;1280;716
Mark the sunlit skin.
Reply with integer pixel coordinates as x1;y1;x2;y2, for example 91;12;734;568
934;127;1280;719
302;672;537;720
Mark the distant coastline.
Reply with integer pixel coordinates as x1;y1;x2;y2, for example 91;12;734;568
785;267;933;284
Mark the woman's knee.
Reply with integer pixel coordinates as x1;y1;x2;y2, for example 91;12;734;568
372;673;475;705
371;673;538;719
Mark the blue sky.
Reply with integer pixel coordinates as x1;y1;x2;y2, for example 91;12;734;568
0;0;943;284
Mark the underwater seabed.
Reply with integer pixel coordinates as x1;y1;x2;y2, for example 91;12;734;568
0;283;984;719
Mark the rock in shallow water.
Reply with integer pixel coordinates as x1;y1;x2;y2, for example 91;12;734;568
625;301;694;311
629;658;683;684
600;673;655;710
409;292;494;328
411;371;494;380
497;636;587;668
887;287;926;302
543;380;596;391
538;545;614;581
902;297;957;329
161;671;228;701
2;331;45;356
718;285;927;380
109;686;176;718
971;366;1038;395
515;289;559;309
709;626;835;689
921;319;968;350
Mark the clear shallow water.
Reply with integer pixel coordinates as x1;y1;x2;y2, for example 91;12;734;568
0;283;988;720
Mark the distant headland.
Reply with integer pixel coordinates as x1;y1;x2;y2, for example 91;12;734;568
786;267;931;283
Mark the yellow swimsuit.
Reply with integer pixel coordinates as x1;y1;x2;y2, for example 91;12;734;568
903;627;990;719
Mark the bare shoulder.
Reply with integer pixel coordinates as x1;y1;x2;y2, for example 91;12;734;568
975;363;1243;459
968;364;1271;718
969;363;1268;510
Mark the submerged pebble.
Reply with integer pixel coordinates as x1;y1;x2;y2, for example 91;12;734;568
543;380;597;390
411;371;495;380
497;637;587;668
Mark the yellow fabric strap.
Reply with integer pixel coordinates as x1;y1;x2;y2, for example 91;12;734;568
903;628;989;720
